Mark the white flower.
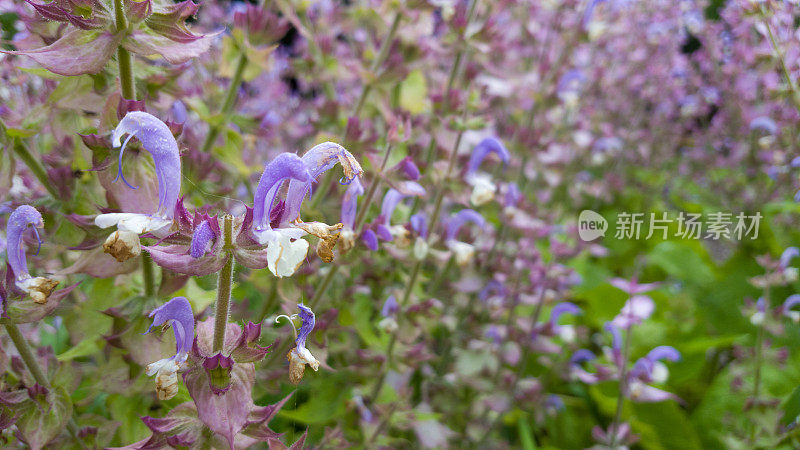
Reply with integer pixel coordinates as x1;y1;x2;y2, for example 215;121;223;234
146;354;186;401
95;213;173;236
466;173;496;206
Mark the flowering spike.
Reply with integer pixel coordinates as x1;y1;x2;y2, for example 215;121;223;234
466;137;510;176
111;111;182;219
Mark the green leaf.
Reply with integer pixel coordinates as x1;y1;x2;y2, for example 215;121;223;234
57;337;101;361
648;241;714;287
399;69;429;115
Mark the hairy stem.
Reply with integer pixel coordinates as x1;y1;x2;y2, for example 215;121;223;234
213;215;235;353
114;0;135;100
141;252;156;298
201;52;248;154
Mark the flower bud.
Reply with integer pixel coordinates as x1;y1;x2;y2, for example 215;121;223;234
103;230;142;262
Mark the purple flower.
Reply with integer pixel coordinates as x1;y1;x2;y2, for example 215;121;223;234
410;213;428;239
445;209;486;265
340;177;364;230
6;205;44;283
249;153;312;277
779;247;799;269
381;295;399;317
190;220;217;259
5;205;58;303
612;295;655;329
286;304;320;384
376;182;426;243
464;137;508;206
548;302;582;339
609;277;660;295
628;346;681;403
446;209;486;241
782;294;800;322
144;296;195;400
282;142;363;227
393;156;421;180
749;116;778;135
95;112;182;236
466;137;510;176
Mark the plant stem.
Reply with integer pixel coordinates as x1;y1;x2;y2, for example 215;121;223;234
3;321;84;446
421;0;480;168
201;52;248;154
750;286;769;443
609;324;634;448
213;215;234;353
353;142;394;231
4;322;50;387
141;252;156;297
113;0;135;100
11;138;61;200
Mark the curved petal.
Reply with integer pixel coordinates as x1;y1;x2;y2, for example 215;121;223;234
445;209;486;241
252;153;310;232
146;296;195;356
6;205;43;281
283;142;363;226
113;112;182;219
466;137;510;175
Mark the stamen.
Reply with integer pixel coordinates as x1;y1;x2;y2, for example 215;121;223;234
113;133;139;190
339;175;353;185
31;225;43;256
275;314;299;340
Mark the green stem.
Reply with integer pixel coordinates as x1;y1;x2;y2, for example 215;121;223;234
4;322;50;387
750;286;769;443
368;259;421;400
763;9;800;112
4;321;84;446
609;324;634;449
141;252;156;298
257;278;280;323
11;138;61;200
213;215;235;353
422;0;480;167
201;52;248;154
114;0;135;100
353;142;394;231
